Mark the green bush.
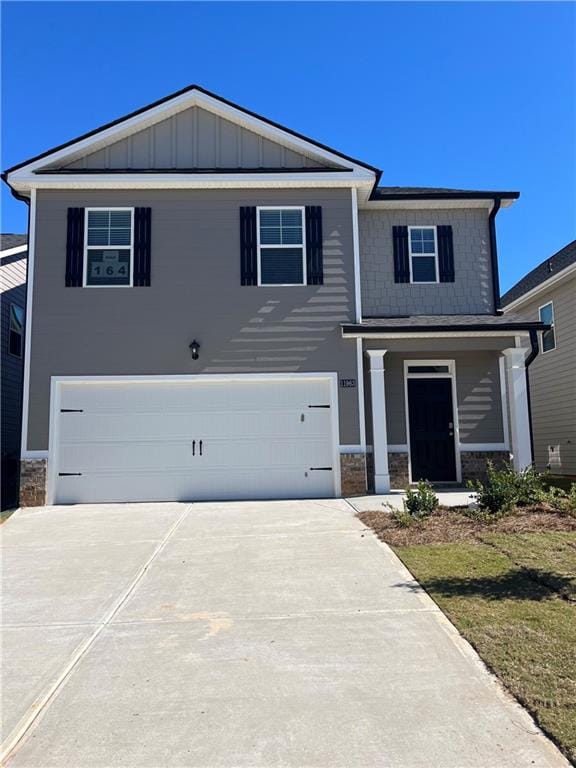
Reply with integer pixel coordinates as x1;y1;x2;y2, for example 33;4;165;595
468;461;546;516
403;480;439;519
541;483;576;516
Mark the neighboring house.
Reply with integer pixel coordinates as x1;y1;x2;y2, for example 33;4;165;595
1;234;27;508
2;84;545;507
501;240;576;478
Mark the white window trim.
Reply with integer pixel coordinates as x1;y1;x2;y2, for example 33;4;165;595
8;303;24;359
403;359;462;484
83;207;134;288
408;225;439;284
256;206;307;287
538;301;556;354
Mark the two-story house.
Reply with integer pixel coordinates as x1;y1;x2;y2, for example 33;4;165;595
502;240;576;479
2;84;545;506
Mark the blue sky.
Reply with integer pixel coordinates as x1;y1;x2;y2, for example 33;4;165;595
2;1;574;291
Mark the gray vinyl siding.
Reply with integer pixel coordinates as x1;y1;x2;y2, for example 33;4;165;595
507;276;576;476
1;250;27;506
28;188;359;450
56;107;337;171
1;252;26;455
359;208;495;316
362;341;510;447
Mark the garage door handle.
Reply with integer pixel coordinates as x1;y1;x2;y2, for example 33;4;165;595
309;467;333;471
199;440;203;456
192;440;196;456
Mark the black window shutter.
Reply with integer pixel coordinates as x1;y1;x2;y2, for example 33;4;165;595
392;226;410;283
305;206;323;285
65;208;85;287
240;207;257;285
133;207;152;286
437;225;455;282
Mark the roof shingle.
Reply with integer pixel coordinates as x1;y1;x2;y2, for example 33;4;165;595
0;234;27;251
501;240;576;307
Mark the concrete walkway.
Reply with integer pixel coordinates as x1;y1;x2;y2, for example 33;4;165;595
1;500;568;767
351;488;476;512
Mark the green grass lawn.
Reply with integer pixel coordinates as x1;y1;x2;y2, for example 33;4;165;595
393;532;576;764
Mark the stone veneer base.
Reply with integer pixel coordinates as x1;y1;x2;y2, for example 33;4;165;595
460;451;510;483
340;453;367;496
20;459;47;507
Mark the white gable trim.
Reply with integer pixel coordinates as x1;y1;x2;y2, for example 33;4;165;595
7;88;377;187
10;171;374;195
0;243;28;258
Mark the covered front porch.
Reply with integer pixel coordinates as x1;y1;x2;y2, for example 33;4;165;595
343;315;545;493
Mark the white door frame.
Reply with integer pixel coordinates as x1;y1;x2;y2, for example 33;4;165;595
403;360;462;484
47;372;341;505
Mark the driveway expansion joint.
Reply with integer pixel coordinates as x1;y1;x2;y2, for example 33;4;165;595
1;503;193;764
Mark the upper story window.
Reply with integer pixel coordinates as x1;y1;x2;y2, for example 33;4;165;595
8;303;24;358
409;226;438;283
257;207;306;285
85;208;133;287
539;301;556;353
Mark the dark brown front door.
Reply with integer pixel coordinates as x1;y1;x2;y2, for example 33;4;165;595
407;378;457;482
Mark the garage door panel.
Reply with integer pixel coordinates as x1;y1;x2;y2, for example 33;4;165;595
58;410;331;443
53;377;338;504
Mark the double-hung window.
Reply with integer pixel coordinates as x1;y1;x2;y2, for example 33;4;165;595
408;226;438;283
84;208;133;287
539;301;556;353
257;207;306;286
8;304;24;358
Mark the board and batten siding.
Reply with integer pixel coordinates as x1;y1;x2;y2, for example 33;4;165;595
359;208;495;316
28;188;359;451
55;107;337;171
511;276;576;476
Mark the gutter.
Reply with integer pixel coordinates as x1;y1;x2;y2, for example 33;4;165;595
489;197;502;312
524;328;540;463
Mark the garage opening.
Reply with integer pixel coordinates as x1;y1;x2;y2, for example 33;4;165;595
49;375;339;504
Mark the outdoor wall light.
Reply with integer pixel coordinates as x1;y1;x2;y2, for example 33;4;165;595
189;340;200;360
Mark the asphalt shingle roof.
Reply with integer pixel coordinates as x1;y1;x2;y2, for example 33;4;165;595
0;233;27;251
372;187;519;200
501;240;576;307
342;314;546;334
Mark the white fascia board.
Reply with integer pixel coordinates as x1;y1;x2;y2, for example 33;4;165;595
360;199;511;211
11;170;375;192
0;244;28;257
342;330;530;340
501;261;576;312
7;89;376;182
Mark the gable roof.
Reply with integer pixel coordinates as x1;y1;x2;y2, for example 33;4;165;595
501;239;576;308
3;84;380;191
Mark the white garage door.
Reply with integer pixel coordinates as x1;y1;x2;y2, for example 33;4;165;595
51;376;339;504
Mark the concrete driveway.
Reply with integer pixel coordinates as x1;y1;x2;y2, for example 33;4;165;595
1;500;568;767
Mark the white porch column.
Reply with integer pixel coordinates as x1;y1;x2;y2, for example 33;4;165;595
366;350;390;493
502;348;532;470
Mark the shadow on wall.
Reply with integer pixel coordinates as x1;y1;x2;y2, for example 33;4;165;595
457;360;502;442
201;228;350;373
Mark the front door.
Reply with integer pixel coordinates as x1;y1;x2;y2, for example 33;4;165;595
407;378;457;482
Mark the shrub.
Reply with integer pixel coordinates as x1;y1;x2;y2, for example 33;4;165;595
468;463;515;516
468;461;548;516
541;483;576;516
403;480;439;519
510;464;546;506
